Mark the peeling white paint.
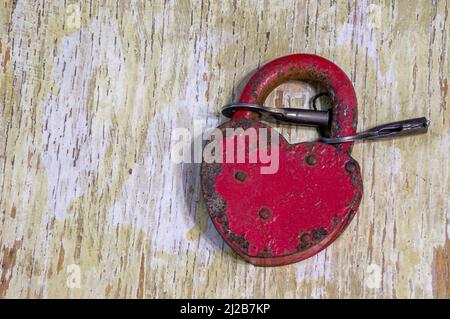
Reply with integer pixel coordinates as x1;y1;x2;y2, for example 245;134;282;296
108;34;222;256
41;18;123;219
336;2;378;61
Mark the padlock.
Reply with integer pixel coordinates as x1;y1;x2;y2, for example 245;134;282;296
201;54;427;266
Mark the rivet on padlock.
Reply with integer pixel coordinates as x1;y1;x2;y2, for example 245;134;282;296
201;54;429;267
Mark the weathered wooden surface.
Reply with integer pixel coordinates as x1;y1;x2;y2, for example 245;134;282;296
0;0;449;299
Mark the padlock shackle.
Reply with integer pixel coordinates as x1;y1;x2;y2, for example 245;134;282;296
235;54;358;153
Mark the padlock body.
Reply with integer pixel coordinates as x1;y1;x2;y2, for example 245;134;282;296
201;119;363;266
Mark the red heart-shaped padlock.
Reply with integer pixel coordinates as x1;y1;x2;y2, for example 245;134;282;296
201;54;363;266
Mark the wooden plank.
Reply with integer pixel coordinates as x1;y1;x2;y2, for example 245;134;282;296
0;0;448;298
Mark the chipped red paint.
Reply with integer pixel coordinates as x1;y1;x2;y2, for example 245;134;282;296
201;54;363;266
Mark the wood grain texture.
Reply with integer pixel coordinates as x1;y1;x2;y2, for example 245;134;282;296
0;0;449;299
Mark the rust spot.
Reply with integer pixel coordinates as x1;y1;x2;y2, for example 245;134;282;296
343;104;350;117
234;170;247;182
344;159;363;188
229;118;255;130
219;217;250;254
201;162;227;218
298;228;328;251
215;212;228;225
331;119;342;139
258;206;272;221
312;228;328;241
299;232;312;246
0;240;21;298
432;239;450;298
345;160;357;173
258;248;273;258
10;206;16;219
332;215;340;229
205;196;227;219
304;153;319;167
